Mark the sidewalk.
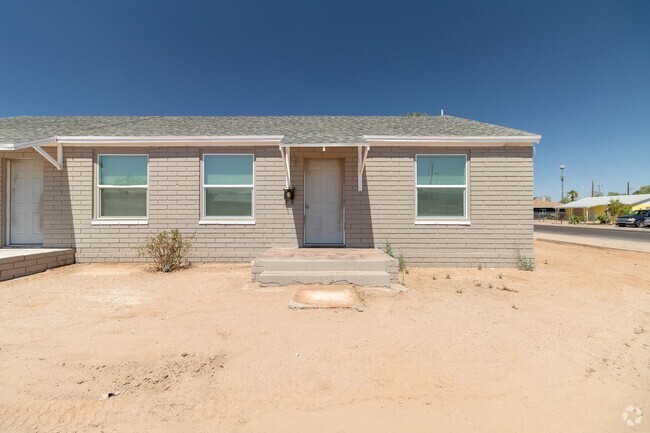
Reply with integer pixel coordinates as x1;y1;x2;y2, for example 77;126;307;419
533;231;650;253
534;219;622;231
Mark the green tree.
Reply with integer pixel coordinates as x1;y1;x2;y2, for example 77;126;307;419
560;197;570;204
633;185;650;195
607;191;621;196
567;190;579;201
606;199;632;218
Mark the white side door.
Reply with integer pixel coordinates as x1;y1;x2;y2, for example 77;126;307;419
305;158;344;245
10;159;44;245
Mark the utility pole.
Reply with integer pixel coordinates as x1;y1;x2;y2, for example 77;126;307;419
627;181;630;195
560;165;566;200
591;179;594;197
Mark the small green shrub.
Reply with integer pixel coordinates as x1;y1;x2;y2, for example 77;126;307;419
138;229;193;272
596;215;610;224
569;215;581;225
398;252;408;274
386;242;409;284
516;253;535;272
397;252;409;285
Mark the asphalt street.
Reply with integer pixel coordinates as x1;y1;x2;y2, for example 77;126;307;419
534;224;650;244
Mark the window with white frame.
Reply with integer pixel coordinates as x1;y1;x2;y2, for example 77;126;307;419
415;154;467;219
98;155;148;218
203;154;254;219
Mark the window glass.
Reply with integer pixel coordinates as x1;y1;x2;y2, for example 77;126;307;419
416;155;467;219
204;155;253;185
99;155;147;186
100;189;147;217
417;188;465;218
98;155;148;218
416;155;466;186
203;154;254;218
205;188;253;217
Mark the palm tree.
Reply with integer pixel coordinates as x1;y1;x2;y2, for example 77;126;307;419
567;190;579;202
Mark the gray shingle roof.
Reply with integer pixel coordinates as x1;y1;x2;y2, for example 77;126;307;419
0;115;539;145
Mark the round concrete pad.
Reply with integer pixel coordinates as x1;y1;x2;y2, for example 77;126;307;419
289;286;363;309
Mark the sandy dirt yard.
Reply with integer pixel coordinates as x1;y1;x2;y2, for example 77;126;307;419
0;240;648;433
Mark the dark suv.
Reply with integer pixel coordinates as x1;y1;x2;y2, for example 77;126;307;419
616;209;650;227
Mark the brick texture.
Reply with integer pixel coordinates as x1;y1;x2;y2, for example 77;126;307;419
1;144;534;267
0;249;75;281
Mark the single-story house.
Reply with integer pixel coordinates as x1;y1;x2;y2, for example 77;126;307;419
0;115;540;267
533;198;563;220
559;194;650;220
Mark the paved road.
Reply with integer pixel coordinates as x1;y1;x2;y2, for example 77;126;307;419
534;224;650;244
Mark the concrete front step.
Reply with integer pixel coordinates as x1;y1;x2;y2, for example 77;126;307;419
253;258;390;272
252;248;400;287
258;270;392;287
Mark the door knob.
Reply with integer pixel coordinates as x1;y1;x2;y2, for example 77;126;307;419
305;205;309;209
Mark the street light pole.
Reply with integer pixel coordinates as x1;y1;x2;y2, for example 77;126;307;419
560;164;565;201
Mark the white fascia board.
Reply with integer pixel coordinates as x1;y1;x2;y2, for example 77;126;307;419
279;142;364;148
11;137;58;150
362;135;541;145
56;135;284;146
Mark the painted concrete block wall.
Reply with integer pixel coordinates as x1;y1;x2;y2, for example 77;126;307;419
38;146;300;262
3;144;533;267
287;146;533;266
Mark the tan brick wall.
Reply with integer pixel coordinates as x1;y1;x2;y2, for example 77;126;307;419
286;146;533;267
3;144;534;267
360;146;534;266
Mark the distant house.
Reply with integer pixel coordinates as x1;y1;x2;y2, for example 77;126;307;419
0;115;541;268
533;199;563;220
559;194;650;220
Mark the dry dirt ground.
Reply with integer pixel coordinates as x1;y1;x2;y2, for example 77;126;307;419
0;241;648;433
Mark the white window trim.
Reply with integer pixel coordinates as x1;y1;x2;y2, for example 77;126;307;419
201;153;255;223
198;220;256;225
414;154;469;223
91;219;149;226
96;154;149;221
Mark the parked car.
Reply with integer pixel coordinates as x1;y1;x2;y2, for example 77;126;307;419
616;209;650;227
643;217;650;228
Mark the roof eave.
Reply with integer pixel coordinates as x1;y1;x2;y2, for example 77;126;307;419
1;135;285;149
363;135;541;145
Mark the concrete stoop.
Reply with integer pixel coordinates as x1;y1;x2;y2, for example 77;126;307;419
252;248;399;288
0;248;76;281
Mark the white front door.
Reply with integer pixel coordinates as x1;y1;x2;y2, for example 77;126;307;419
10;159;44;245
305;158;344;245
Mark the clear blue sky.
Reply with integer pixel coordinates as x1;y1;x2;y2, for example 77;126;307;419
1;0;648;200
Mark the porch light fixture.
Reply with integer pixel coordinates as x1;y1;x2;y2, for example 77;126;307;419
284;187;296;204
